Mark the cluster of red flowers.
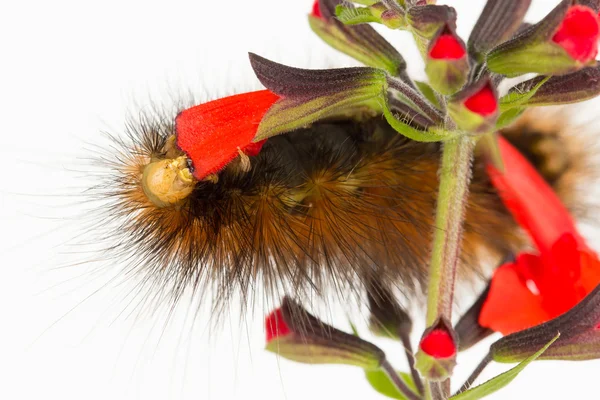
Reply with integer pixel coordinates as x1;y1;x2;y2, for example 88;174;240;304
479;137;600;335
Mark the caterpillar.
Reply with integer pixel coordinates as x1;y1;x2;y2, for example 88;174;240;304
87;105;593;317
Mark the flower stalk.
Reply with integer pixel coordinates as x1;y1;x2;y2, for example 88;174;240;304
426;135;476;326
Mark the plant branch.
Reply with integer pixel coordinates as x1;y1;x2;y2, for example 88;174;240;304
381;359;422;400
399;333;425;395
455;352;493;395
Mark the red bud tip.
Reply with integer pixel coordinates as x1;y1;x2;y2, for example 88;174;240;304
429;34;466;60
175;90;279;180
552;5;600;62
311;0;323;19
420;329;456;358
265;308;291;342
464;84;497;116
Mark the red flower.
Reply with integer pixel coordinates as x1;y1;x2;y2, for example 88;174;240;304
175;90;279;180
464;83;497;117
429;34;466;60
420;329;456;358
311;0;322;19
479;136;600;335
551;5;600;63
265;308;291;342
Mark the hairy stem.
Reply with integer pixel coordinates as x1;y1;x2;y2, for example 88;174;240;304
400;333;425;395
455;352;493;395
387;76;444;124
381;359;422;400
426;135;476;326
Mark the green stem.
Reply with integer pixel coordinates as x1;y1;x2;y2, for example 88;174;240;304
426;135;476;326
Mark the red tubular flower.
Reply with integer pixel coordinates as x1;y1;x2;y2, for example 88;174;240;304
464;84;497;117
551;5;600;63
429;34;467;60
175;90;279;180
479;136;600;335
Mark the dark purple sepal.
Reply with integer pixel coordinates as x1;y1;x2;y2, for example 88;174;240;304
249;53;387;140
580;0;600;11
455;283;495;351
388;97;436;130
366;280;413;340
491;282;600;362
406;4;457;39
504;65;600;106
468;0;532;62
267;297;387;368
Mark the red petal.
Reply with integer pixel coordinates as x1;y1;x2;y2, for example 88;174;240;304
480;262;550;335
464;84;497;116
429;34;467;60
175;90;279;179
552;5;600;62
243;140;266;157
311;0;323;19
265;308;291;342
580;249;600;293
487;137;584;255
419;329;456;358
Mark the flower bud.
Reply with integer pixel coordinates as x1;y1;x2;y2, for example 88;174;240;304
265;297;386;368
448;79;498;133
425;26;469;95
406;4;457;39
415;318;458;381
487;1;600;77
309;0;407;75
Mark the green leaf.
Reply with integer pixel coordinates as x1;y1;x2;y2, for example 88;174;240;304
350;0;378;5
495;107;525;130
498;76;549;112
450;333;560;400
383;105;449;142
349;320;360;336
414;80;441;108
365;369;417;400
478;132;504;173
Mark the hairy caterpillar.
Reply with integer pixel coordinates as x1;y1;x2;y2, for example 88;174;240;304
5;1;590;398
87;106;593;318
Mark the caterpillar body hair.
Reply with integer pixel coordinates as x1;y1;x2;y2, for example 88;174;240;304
87;107;593;318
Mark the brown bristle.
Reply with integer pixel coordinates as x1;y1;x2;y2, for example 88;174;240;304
89;108;592;316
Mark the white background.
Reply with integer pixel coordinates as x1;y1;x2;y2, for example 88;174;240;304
1;0;599;399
